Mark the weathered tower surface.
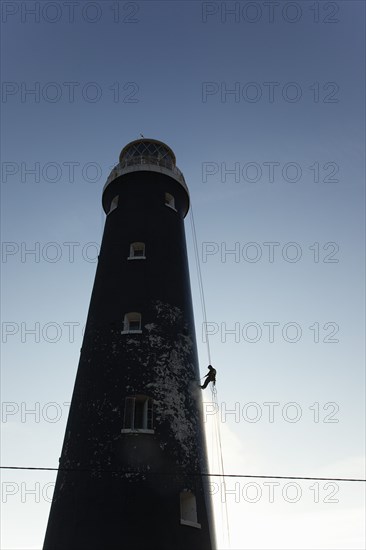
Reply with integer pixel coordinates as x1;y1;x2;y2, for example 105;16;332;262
43;139;216;550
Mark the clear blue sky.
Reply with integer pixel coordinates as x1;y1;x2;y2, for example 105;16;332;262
1;1;365;548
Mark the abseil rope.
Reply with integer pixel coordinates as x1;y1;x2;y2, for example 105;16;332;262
190;205;231;548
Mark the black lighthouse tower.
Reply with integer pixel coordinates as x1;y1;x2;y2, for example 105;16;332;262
43;139;216;550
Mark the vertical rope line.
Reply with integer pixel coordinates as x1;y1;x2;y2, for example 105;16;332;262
211;385;231;549
190;206;211;365
190;204;230;548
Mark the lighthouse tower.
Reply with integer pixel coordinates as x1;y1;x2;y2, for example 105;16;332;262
43;139;216;550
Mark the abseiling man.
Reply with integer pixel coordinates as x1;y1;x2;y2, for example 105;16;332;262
200;365;217;389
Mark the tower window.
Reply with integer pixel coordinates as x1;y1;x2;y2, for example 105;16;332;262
108;195;119;214
180;490;201;528
122;395;154;433
128;242;146;260
164;192;176;211
122;312;142;334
